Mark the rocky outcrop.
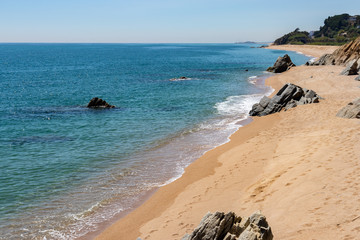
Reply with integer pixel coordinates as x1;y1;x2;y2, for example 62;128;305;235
182;211;272;240
266;54;295;73
336;98;360;119
308;53;335;66
249;83;321;117
309;37;360;66
340;59;359;75
87;97;115;108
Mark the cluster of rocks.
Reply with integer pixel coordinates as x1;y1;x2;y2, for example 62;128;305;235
309;36;360;66
87;97;115;109
336;98;360;119
306;36;360;78
182;211;272;240
266;54;295;73
249;83;321;117
182;212;273;240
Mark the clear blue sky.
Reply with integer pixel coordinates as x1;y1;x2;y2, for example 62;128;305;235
1;0;359;43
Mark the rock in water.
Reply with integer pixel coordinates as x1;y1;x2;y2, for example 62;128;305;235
266;54;295;73
336;98;360;119
340;59;359;75
87;97;115;108
182;211;273;240
170;76;190;81
249;83;321;116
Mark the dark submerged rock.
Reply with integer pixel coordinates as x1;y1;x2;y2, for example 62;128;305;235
87;97;115;109
336;98;360;119
266;54;296;73
170;76;189;81
249;83;321;117
182;211;273;240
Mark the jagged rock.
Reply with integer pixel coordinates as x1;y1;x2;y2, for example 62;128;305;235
336;98;360;119
340;59;359;75
87;97;115;108
249;83;321;116
309;54;335;66
309;36;360;66
266;54;295;73
182;211;272;240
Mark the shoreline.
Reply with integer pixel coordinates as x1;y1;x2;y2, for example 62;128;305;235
265;44;339;58
80;115;255;240
97;44;360;239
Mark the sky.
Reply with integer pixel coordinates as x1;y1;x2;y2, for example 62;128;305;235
0;0;359;43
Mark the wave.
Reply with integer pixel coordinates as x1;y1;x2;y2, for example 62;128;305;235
215;93;265;116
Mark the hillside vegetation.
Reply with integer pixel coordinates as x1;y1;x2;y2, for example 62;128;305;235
274;14;360;45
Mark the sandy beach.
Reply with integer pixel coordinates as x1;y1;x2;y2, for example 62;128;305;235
96;45;360;240
265;44;339;58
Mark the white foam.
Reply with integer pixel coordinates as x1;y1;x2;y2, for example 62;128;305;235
215;94;265;116
169;77;193;81
308;57;316;63
248;76;258;84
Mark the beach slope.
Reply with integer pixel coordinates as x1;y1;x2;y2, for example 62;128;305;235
97;45;360;240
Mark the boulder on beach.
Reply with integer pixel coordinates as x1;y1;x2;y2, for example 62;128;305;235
266;54;295;73
307;53;335;66
355;75;360;81
336;98;360;119
87;97;115;109
249;83;321;117
340;59;359;76
182;211;273;240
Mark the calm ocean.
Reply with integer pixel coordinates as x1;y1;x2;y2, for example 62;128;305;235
0;43;309;239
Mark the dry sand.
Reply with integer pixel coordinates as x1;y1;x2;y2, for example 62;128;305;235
96;45;360;240
266;44;339;58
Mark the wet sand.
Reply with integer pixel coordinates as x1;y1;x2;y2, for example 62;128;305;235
96;45;360;240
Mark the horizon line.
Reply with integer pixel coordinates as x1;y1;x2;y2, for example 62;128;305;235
0;41;273;44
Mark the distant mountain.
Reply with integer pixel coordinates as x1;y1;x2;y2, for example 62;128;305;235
234;41;257;44
274;14;360;45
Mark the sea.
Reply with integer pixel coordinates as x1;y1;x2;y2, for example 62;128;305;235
0;43;309;239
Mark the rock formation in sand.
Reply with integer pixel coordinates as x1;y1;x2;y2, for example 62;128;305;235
336;98;360;119
309;36;360;66
266;54;295;73
87;97;115;108
182;211;272;240
340;59;359;75
249;83;321;117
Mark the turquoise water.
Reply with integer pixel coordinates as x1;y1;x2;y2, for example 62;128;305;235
0;43;309;239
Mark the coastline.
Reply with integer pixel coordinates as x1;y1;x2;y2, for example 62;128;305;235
96;45;360;240
265;44;339;58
